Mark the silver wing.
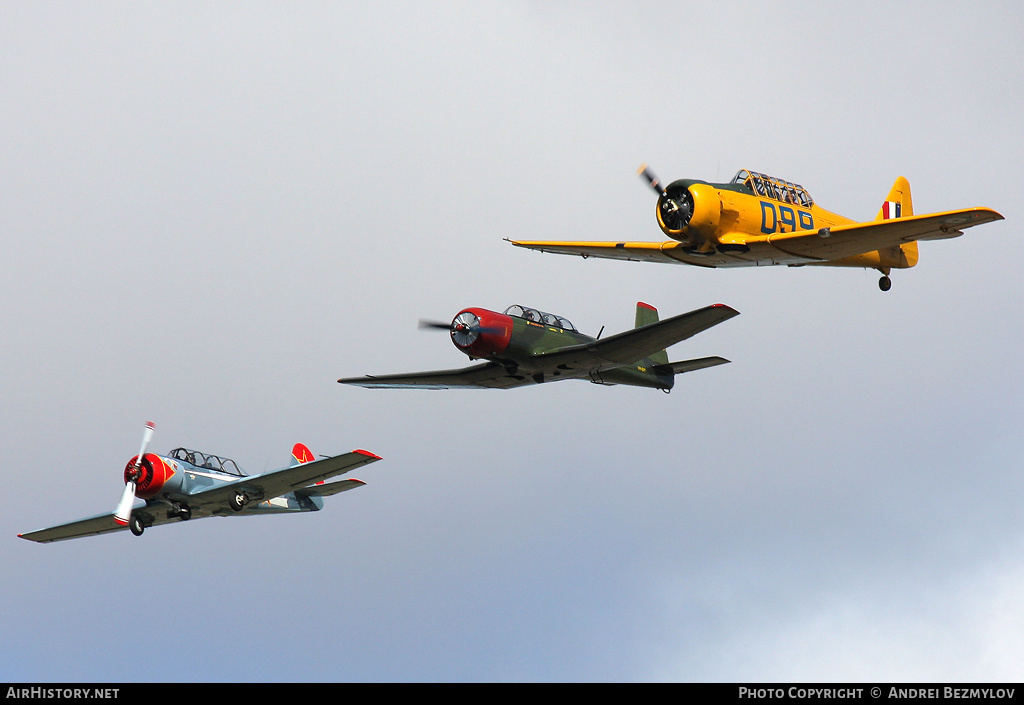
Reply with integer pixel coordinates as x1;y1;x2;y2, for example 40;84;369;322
184;449;380;510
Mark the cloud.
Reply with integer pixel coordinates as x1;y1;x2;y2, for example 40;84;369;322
647;536;1024;681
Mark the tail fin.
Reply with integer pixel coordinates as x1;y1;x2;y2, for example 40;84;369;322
876;176;914;220
291;443;315;467
292;443;330;488
635;302;669;366
876;177;919;268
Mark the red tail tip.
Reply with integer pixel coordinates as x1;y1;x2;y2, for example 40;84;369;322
292;443;315;464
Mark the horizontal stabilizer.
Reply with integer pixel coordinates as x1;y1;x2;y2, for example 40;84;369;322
654;356;730;376
296;478;366;498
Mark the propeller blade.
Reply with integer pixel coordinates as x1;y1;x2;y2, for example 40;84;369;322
421;314;505;340
136;421;155;461
418;319;453;331
115;421;155;526
114;480;137;526
637;163;666;198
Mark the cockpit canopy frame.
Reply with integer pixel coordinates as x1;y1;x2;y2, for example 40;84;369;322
732;169;814;208
168;447;246;476
503;305;577;332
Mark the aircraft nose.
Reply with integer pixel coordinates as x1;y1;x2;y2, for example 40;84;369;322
658;182;694;233
450;311;481;347
450;308;512;358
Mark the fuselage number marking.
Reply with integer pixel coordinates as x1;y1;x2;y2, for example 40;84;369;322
760;201;814;234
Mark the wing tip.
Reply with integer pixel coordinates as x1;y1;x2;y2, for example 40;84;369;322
338;377;376;386
353;449;382;460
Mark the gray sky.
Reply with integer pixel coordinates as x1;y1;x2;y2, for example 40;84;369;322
2;1;1022;682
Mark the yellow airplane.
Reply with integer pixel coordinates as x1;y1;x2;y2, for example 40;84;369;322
510;166;1004;291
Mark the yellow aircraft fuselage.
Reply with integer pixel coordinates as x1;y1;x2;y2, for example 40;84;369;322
649;171;916;270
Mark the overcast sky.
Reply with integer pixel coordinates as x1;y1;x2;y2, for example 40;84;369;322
2;1;1022;682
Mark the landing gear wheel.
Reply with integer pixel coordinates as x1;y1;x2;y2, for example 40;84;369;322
129;515;145;537
177;504;192;521
230;492;247;512
879;275;892;291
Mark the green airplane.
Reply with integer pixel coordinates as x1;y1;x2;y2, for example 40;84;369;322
337;302;739;392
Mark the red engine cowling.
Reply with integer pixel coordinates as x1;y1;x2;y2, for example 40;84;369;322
124;453;174;499
450;308;512;359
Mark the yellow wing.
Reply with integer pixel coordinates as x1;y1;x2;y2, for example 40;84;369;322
506;238;708;265
509;207;1003;267
767;207;1003;261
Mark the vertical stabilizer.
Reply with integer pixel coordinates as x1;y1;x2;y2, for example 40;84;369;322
291;443;315;467
876;176;914;220
876;176;919;268
635;302;669;366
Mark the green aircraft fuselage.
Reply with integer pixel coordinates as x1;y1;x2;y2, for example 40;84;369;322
488;306;673;389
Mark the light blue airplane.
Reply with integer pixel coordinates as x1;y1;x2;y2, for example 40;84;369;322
19;422;381;542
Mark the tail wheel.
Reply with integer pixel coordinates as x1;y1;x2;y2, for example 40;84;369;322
879;275;892;291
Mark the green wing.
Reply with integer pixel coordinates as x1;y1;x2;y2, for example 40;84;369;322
339;362;534;389
526;304;738;373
